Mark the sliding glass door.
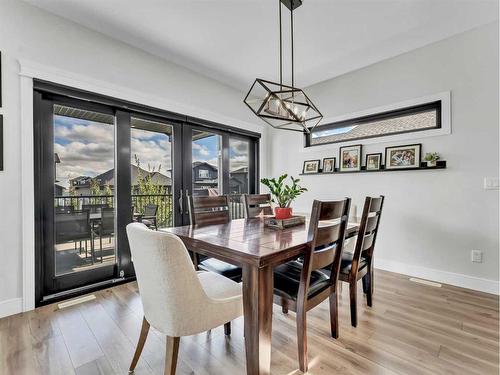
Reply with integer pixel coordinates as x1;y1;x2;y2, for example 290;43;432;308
34;83;259;305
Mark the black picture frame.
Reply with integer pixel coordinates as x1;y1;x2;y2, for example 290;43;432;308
0;115;3;171
322;157;336;173
302;159;320;174
365;153;382;171
339;144;362;172
384;143;422;169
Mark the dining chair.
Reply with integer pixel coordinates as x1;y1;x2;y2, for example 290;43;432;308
242;193;273;218
187;195;242;282
141;204;158;230
273;198;351;372
55;210;93;259
93;207;114;263
335;195;384;328
126;223;243;375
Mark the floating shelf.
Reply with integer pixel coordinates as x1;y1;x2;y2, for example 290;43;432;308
299;161;447;175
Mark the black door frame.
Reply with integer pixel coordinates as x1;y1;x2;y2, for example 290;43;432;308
33;80;261;305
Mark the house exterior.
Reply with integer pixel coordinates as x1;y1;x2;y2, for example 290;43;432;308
192;161;219;195
229;167;249;194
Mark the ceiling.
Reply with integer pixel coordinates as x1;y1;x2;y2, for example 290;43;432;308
24;0;499;92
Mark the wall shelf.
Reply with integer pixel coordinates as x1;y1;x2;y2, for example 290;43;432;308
299;161;447;175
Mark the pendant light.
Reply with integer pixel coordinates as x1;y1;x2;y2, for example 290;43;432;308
244;0;322;133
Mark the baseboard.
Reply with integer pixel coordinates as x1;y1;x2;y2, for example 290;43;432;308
375;259;500;295
0;298;23;319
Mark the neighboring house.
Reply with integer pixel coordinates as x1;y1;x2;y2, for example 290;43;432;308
192;161;219;195
54;183;66;196
68;165;172;196
229;167;249;194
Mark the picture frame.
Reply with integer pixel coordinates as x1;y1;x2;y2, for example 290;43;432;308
365;153;382;171
302;159;320;174
322;157;336;173
384;143;421;169
339;144;362;172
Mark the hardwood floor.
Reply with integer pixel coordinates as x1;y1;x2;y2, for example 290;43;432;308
0;270;498;375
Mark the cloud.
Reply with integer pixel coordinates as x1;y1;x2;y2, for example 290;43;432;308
192;142;211;157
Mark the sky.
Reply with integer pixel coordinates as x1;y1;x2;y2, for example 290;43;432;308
54;115;249;189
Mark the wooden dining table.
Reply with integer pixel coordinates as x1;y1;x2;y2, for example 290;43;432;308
161;217;359;375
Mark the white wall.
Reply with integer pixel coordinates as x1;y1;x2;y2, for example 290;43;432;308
0;0;266;316
271;22;499;293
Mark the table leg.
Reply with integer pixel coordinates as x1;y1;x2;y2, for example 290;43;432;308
242;264;273;375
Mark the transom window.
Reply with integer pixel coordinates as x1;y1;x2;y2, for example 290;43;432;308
306;101;441;146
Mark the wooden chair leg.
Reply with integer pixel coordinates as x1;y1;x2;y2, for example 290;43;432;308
296;309;308;373
224;322;231;336
329;289;339;339
129;317;150;373
349;280;358;327
164;336;180;375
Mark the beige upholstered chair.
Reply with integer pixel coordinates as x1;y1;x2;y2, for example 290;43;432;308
126;223;243;375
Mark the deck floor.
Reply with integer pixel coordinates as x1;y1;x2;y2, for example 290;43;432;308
0;269;498;375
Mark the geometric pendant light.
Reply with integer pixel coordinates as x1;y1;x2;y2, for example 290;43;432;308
244;0;322;133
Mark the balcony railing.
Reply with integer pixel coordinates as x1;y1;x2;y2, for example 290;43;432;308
55;193;246;228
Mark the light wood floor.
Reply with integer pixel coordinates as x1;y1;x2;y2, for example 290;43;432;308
0;270;498;375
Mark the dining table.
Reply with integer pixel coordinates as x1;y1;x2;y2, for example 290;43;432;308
161;216;360;375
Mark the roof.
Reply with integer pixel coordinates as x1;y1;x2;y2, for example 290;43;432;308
94;165;172;186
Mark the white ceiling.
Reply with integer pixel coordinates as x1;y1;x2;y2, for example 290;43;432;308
24;0;499;92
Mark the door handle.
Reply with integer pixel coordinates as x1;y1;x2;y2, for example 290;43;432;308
178;190;183;214
185;189;189;216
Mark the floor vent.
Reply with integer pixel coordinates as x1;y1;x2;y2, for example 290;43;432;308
409;277;442;288
57;294;96;309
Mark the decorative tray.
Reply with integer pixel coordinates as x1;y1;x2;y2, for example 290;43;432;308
264;215;306;229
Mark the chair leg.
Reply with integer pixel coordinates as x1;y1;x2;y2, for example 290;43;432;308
349;280;358;327
362;275;368;294
366;268;373;307
296;309;308;373
99;235;103;263
224;322;231;336
164;336;180;375
329;289;339;339
129;317;150;373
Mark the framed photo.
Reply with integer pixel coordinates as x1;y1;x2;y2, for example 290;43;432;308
385;144;421;169
365;153;382;171
322;157;336;173
302;159;320;174
339;144;362;172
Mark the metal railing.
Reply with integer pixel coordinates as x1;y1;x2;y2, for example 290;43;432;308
55;193;246;228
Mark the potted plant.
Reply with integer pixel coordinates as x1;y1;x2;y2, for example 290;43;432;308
424;152;440;167
260;174;307;219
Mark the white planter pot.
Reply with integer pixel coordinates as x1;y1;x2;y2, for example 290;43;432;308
426;161;437;167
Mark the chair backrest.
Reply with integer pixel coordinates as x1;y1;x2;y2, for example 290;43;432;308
100;207;115;235
301;198;351;297
242;194;273;218
188;195;230;226
144;204;158;217
350;196;384;276
55;211;91;243
126;223;213;336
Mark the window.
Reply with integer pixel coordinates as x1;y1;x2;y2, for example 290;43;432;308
198;169;209;179
306;101;441;147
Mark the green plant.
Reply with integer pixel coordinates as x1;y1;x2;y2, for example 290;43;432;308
260;174;307;208
424;152;440;162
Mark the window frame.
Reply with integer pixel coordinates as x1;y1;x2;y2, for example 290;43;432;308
305;96;447;148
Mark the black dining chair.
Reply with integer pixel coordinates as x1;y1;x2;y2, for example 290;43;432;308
93;207;115;263
55;210;93;260
141;204;158;230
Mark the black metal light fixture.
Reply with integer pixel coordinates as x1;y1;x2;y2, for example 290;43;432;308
244;0;322;133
